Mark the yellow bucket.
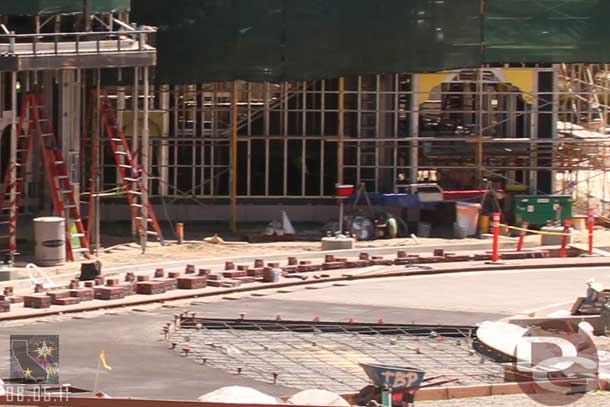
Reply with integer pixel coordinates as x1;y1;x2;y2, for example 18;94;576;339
479;215;490;234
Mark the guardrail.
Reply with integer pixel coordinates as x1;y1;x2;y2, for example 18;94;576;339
0;26;156;57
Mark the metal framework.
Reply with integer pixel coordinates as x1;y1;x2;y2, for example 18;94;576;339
0;10;157;256
95;66;610;208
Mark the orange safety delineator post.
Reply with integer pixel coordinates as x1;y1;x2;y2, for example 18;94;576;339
176;223;184;244
588;207;595;255
559;220;572;258
516;221;529;252
491;212;501;262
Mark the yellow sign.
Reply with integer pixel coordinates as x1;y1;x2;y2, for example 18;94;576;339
415;68;535;106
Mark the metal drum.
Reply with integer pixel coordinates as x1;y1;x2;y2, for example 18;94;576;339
34;217;66;266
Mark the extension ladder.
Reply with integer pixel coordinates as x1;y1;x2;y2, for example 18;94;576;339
98;91;164;244
0;95;35;257
0;94;90;261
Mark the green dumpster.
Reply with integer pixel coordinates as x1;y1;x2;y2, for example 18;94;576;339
512;195;573;226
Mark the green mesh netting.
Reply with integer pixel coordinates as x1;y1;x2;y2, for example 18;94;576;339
0;0;130;15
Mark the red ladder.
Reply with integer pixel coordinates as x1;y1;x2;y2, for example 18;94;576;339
31;94;90;261
0;95;36;257
98;91;164;244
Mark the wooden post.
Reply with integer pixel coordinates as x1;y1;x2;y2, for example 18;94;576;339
94;69;101;256
338;77;345;184
141;66;150;253
588;207;595;256
231;81;238;234
409;74;420;184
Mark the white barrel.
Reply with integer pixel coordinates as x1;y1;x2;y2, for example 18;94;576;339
34;217;66;266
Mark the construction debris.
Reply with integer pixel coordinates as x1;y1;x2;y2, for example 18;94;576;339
204;234;225;244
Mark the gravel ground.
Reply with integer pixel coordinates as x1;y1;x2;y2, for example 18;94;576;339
8;225;610;279
419;391;610;406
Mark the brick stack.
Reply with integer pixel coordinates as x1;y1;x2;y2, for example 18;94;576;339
445;254;472;262
247;267;264;277
1;287;23;304
23;294;51;309
54;297;81;306
282;256;299;273
222;270;247;279
394;251;419;265
48;290;70;305
156;277;177;291
297;260;322;273
206;273;224;287
94;284;128;300
370;256;394;266
177;274;207;289
322;254;347;270
69;287;94;301
94;287;127;300
67;278;93;301
136;281;166;295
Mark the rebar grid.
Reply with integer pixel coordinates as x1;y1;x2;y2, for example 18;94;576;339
168;321;504;392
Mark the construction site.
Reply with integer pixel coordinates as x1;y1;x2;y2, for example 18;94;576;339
3;1;610;407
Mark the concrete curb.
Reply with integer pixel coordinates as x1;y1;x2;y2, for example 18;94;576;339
0;240;519;291
2;257;610;323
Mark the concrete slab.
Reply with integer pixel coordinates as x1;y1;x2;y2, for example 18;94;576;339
0;310;296;400
260;266;610;315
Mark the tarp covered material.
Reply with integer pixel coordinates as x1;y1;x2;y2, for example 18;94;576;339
0;0;130;16
131;0;610;84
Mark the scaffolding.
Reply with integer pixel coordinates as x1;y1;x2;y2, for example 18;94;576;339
92;66;607;202
0;9;157;258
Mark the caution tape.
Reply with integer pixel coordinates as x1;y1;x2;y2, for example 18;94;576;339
500;224;571;237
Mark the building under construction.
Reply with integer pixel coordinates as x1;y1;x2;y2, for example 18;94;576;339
1;0;610;259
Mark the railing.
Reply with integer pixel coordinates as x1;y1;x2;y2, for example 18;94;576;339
0;26;156;57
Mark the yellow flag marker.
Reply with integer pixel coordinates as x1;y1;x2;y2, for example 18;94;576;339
99;350;112;371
